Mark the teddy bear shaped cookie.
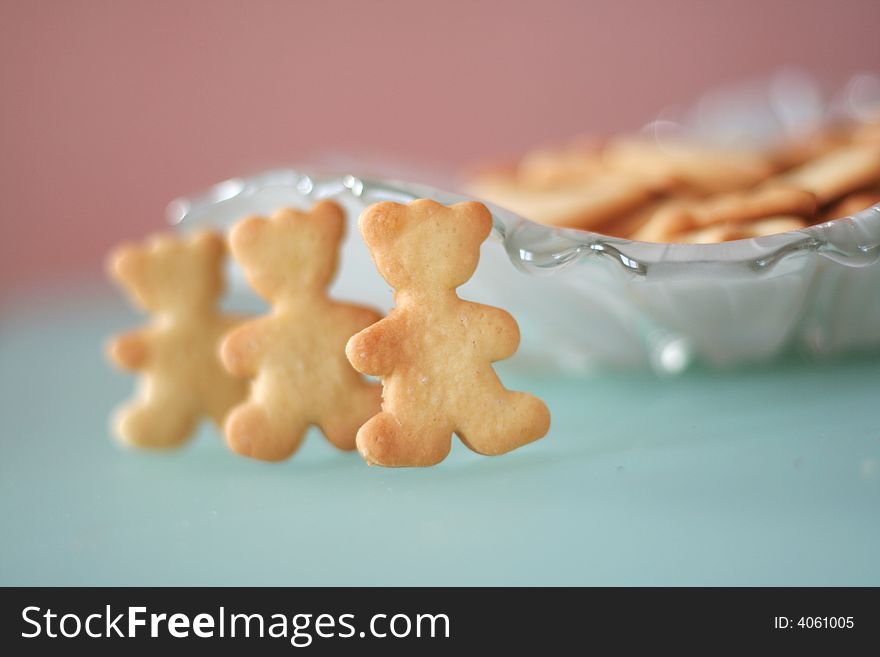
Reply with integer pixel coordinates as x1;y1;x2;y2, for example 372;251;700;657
221;200;383;461
346;199;551;467
106;231;247;447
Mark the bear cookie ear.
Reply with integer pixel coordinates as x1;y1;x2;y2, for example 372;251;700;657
106;243;146;289
228;215;268;257
308;199;347;238
451;201;494;242
190;230;226;257
107;242;158;312
357;201;407;247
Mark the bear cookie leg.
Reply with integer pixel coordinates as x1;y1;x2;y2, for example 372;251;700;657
114;398;197;449
356;411;452;467
224;401;308;462
319;385;382;452
456;390;551;456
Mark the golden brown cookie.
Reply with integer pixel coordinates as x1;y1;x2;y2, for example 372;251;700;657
632;187;817;243
821;188;880;220
514;137;605;188
770;126;853;171
468;172;653;229
106;231;247;448
771;143;880;204
346;199;551;467
602;137;776;195
850;121;880;146
593;198;670;238
221;200;382;462
672;217;808;244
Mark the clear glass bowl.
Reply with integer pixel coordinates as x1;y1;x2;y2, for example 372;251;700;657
169;168;880;374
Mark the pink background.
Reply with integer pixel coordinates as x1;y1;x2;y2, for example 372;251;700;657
1;0;879;297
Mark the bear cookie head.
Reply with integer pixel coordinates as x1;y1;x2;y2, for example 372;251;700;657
358;199;492;293
107;230;226;314
228;200;346;302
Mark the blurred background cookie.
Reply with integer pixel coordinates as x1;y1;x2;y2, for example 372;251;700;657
466;121;880;243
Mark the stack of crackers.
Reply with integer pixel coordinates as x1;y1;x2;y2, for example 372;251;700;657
467;121;880;243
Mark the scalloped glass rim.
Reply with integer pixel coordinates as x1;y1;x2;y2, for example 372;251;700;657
167;168;880;280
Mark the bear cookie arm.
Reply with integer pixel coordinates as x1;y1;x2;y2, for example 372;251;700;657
346;198;551;467
220;200;383;462
105;231;248;449
107;329;151;371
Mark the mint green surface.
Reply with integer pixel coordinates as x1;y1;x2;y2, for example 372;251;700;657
1;286;878;586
